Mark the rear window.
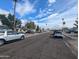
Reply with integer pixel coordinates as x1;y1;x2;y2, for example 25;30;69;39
55;32;62;34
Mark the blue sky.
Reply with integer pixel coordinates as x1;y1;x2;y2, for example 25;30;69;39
0;0;78;29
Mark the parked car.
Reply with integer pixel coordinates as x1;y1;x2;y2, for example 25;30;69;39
65;30;71;33
65;27;78;34
73;30;78;33
66;30;78;33
26;29;35;33
52;31;63;38
0;30;25;45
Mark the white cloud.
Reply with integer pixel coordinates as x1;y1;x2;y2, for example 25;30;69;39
39;17;47;22
37;13;58;22
35;8;54;19
0;9;9;16
16;0;36;17
48;0;56;4
21;19;27;26
48;13;58;19
48;0;56;6
19;0;77;29
46;5;77;29
59;5;78;18
36;5;77;29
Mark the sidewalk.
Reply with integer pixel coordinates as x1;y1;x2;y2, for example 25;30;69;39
63;33;78;56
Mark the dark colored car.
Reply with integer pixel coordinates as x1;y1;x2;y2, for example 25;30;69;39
26;30;35;34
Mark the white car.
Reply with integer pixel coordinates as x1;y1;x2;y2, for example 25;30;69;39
0;30;25;45
53;31;63;38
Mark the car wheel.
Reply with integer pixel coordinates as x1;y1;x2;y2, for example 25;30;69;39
0;40;5;46
21;36;25;40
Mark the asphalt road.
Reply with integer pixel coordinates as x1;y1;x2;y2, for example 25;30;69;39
0;32;77;59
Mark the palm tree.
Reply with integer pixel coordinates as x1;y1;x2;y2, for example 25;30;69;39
13;0;18;31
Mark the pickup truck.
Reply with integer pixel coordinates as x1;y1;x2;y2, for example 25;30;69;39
0;30;25;45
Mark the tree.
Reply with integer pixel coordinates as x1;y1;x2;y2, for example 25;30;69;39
0;14;11;28
8;14;21;27
16;19;21;28
25;21;36;29
8;14;21;29
16;19;21;26
7;14;14;29
36;25;40;31
0;14;21;30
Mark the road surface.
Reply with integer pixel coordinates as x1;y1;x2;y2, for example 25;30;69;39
0;32;77;59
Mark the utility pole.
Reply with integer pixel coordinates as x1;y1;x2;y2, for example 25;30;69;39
13;0;17;31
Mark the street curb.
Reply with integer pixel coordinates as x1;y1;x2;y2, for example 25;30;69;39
64;40;78;57
63;34;78;56
63;34;76;40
